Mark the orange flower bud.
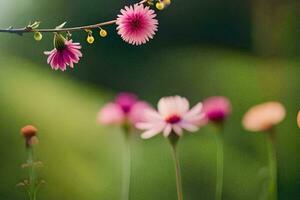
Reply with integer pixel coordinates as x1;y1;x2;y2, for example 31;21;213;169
21;125;37;138
21;125;38;147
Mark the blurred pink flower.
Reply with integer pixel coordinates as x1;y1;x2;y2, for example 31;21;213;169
98;103;125;125
202;96;231;122
44;34;82;71
116;4;158;45
115;92;138;113
97;92;151;126
242;102;286;132
128;101;151;124
136;96;205;139
297;111;300;128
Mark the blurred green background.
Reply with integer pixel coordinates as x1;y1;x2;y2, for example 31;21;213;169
0;0;299;200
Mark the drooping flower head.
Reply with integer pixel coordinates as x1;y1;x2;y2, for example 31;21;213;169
97;92;151;126
297;111;300;128
44;33;82;71
202;96;231;123
116;4;158;45
242;102;286;132
136;96;205;139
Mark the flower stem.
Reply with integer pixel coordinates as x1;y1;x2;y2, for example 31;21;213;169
215;130;224;200
0;0;148;35
170;142;183;200
27;147;37;200
266;130;278;200
122;128;132;200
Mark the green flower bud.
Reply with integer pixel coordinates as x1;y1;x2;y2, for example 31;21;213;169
34;32;43;41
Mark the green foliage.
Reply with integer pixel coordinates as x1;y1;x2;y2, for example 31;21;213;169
0;51;299;199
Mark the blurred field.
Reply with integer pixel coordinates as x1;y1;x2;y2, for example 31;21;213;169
0;0;300;199
0;50;299;200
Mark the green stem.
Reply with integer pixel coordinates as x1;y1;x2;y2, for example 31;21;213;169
215;131;224;200
266;131;278;200
170;143;183;200
27;147;37;200
121;129;131;200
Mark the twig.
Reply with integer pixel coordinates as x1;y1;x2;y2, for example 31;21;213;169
0;0;148;35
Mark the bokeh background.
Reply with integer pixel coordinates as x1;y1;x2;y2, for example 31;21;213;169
0;0;299;199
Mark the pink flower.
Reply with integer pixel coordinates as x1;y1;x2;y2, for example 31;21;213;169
97;92;151;126
44;34;82;71
242;102;286;132
136;96;205;139
202;96;231;122
128;101;152;124
115;92;138;113
98;103;125;125
116;4;158;45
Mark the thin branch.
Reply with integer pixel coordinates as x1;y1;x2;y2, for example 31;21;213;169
0;20;117;35
0;0;148;35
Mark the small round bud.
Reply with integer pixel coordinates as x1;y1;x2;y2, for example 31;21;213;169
21;125;38;138
163;0;171;5
34;32;43;41
87;35;95;44
99;29;108;37
156;2;165;10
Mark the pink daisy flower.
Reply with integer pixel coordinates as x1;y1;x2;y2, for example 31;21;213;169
136;96;205;139
116;4;158;45
44;34;82;71
97;92;151;126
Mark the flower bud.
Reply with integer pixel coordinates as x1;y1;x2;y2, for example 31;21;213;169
99;29;108;37
21;125;38;148
87;35;95;44
202;96;231;123
156;2;165;10
21;125;37;138
34;32;43;41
